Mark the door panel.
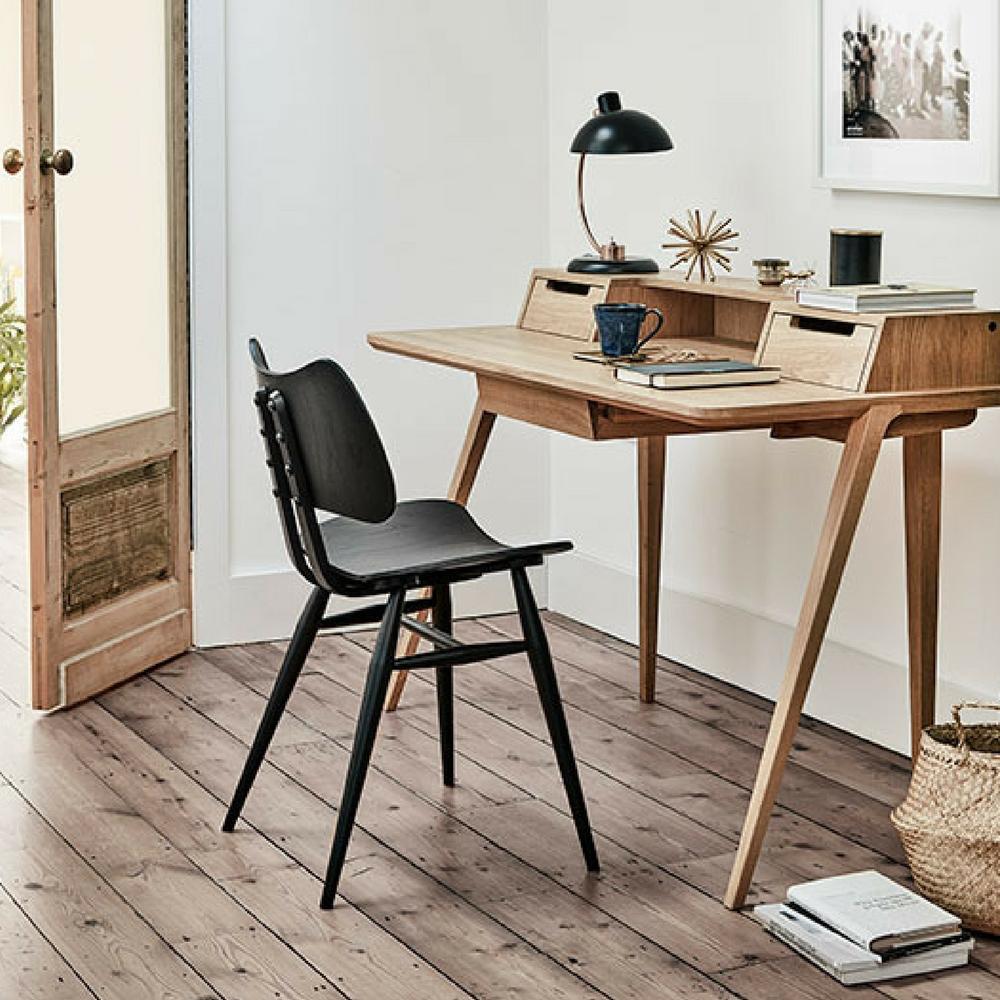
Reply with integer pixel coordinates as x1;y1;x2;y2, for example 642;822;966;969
21;0;190;709
52;0;172;434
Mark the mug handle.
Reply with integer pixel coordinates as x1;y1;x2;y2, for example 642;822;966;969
636;307;664;350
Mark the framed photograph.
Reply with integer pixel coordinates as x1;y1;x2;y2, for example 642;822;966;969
819;0;999;196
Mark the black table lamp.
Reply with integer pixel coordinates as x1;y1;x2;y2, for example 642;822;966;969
568;91;673;274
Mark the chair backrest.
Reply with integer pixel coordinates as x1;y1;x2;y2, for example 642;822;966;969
249;339;396;589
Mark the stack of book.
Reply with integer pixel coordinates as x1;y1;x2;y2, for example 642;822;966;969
796;283;976;314
754;871;973;986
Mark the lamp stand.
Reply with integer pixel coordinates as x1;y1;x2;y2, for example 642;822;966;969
567;153;659;274
567;254;660;274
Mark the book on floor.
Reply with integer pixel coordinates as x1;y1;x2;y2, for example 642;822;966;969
786;871;962;957
613;360;779;390
754;903;973;986
796;283;976;314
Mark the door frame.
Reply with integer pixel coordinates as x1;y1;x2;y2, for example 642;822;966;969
188;0;317;646
24;0;191;708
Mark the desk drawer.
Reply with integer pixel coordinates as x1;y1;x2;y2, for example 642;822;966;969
758;311;878;391
520;276;606;341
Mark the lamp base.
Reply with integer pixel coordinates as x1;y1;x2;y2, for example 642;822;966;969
567;254;660;274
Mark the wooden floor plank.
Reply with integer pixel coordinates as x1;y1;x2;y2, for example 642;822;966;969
325;630;1000;988
715;954;885;999
543;611;910;778
212;642;737;860
194;645;532;811
723;952;1000;1000
0;591;990;997
208;643;800;969
0;576;29;648
0;885;96;1000
100;673;629;1000
138;658;741;1000
205;637;1000;995
334;632;898;881
456;618;908;851
0;625;28;709
66;700;475;1000
470;618;1000;980
218;640;739;869
0;783;218;1000
0;702;359;1000
202;641;790;975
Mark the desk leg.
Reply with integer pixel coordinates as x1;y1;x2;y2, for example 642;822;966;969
724;406;896;909
385;402;497;712
903;432;942;761
638;437;666;703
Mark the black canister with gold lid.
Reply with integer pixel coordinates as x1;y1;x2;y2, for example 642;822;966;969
830;229;882;285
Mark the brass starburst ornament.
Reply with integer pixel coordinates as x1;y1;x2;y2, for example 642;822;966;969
662;210;739;282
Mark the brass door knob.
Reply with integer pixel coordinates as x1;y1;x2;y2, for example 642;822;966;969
2;148;23;175
40;148;74;175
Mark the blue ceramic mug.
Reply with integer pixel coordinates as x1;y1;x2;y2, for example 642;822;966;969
593;303;664;358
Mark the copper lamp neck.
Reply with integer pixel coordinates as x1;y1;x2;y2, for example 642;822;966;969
576;154;625;261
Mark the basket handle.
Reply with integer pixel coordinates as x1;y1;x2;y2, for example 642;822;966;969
951;701;1000;755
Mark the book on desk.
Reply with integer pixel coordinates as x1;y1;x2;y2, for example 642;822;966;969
614;359;780;389
796;282;976;314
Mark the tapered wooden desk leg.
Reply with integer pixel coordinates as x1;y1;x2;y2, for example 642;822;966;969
724;406;897;910
903;432;942;762
385;402;497;712
638;437;666;703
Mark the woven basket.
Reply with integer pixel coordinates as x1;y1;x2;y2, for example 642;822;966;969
891;701;1000;935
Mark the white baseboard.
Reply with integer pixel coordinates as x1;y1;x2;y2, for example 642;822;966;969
193;563;546;648
549;551;984;756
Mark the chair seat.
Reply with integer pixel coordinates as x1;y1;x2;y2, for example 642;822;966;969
320;499;571;592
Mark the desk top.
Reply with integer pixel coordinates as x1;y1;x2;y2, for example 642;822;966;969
368;325;1000;429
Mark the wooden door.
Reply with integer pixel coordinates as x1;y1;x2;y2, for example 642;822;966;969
18;0;190;708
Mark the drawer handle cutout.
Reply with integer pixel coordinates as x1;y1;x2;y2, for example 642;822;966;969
545;279;592;296
790;315;857;336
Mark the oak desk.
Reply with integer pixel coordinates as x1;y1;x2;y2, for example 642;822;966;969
368;268;1000;908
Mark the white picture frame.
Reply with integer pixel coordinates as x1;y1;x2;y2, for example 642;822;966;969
818;0;1000;196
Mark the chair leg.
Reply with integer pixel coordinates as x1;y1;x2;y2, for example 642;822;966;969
511;567;600;873
433;584;455;787
321;589;406;909
223;586;329;832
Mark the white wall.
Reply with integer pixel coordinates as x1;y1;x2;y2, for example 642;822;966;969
193;0;1000;755
190;0;551;644
547;0;1000;754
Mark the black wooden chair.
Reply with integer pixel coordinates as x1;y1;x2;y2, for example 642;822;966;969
222;339;599;909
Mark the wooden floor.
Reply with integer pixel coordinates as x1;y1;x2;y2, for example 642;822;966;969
0;608;998;1000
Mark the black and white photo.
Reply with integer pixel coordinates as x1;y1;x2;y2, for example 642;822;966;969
841;6;969;140
820;0;998;194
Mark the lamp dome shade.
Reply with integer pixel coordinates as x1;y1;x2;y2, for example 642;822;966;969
570;91;673;154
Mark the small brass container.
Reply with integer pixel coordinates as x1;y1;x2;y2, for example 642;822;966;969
752;258;790;286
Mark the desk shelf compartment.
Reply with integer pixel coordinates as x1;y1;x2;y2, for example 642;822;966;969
618;282;770;349
517;270;1000;395
756;311;878;392
519;275;610;341
518;269;782;358
758;305;1000;393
